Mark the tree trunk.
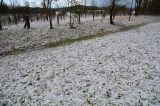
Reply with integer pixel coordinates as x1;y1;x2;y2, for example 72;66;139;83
14;14;18;25
135;0;143;16
101;9;103;23
48;4;53;29
78;13;80;24
57;14;59;25
49;17;53;29
70;9;72;28
145;0;149;15
135;1;138;16
46;15;48;21
49;12;53;29
110;0;115;25
0;21;2;30
135;7;138;15
93;12;94;20
85;0;86;18
0;0;3;30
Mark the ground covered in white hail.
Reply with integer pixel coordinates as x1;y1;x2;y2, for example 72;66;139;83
0;16;159;54
0;21;160;105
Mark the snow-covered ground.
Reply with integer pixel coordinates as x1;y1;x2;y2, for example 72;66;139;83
0;20;160;105
0;16;159;55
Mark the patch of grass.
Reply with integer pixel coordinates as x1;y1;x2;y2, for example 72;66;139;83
45;34;99;48
0;22;149;57
0;48;25;57
119;23;148;32
45;23;148;48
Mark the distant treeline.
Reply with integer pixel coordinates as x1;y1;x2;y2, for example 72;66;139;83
1;0;160;15
0;3;127;15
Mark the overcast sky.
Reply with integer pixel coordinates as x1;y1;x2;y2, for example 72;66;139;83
4;0;131;8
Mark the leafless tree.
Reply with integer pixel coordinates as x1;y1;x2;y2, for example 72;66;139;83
110;0;116;25
10;0;18;24
67;0;77;28
91;0;96;20
41;0;48;21
67;0;71;28
75;1;81;24
42;0;57;29
48;0;53;29
103;0;119;25
135;0;143;15
142;0;152;15
84;0;87;18
0;0;3;30
150;0;160;15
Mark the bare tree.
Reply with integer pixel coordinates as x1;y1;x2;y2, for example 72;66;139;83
142;0;152;15
84;0;87;18
42;0;57;29
41;0;48;21
0;0;3;30
110;0;116;25
104;0;119;25
135;0;143;16
10;0;18;24
91;0;96;20
75;1;81;24
67;0;72;28
147;0;160;15
48;0;53;29
67;0;77;28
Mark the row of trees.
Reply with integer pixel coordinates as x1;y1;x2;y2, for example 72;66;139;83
0;0;160;30
0;0;3;30
110;0;160;24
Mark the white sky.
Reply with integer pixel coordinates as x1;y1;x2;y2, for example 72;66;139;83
4;0;105;7
4;0;132;8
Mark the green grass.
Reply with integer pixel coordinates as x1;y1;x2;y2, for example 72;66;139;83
119;23;148;32
46;34;102;48
45;23;148;48
0;48;25;57
0;22;149;57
